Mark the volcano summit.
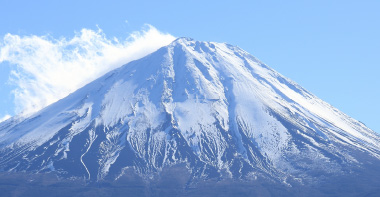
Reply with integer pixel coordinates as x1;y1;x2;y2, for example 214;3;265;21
1;38;379;196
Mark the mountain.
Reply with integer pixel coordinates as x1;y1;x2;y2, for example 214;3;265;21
1;38;380;196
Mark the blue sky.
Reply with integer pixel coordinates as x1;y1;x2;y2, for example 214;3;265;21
0;0;379;132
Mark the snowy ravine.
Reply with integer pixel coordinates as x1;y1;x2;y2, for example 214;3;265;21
0;38;379;184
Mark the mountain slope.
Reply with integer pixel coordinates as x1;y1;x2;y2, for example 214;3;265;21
0;38;379;186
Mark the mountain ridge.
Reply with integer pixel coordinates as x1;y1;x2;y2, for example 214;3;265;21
0;38;379;189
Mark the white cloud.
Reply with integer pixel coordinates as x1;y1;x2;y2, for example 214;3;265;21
0;25;176;116
0;114;11;123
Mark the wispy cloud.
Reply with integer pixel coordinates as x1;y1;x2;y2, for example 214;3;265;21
0;25;176;116
0;114;11;123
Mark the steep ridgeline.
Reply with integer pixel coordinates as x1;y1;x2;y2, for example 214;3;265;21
0;38;379;185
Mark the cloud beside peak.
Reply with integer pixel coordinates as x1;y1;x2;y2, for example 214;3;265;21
0;114;11;123
0;25;176;116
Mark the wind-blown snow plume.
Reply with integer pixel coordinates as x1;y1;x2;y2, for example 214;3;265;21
0;25;175;116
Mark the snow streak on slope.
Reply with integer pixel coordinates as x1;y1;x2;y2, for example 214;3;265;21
0;38;379;183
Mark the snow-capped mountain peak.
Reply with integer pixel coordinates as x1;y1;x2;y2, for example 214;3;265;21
0;38;379;183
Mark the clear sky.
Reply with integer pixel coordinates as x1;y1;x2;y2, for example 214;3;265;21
0;0;379;133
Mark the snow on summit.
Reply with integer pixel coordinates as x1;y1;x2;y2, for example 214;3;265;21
0;38;379;184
